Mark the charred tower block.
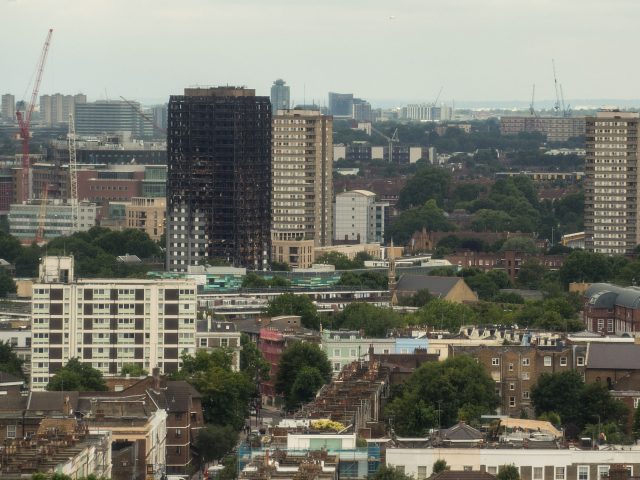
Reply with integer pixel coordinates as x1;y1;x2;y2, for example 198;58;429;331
166;87;271;271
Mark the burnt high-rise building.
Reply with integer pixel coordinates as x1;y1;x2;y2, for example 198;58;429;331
166;87;272;271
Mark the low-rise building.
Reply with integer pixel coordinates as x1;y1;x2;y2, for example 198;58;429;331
125;196;166;242
396;275;478;303
583;283;640;335
196;319;242;371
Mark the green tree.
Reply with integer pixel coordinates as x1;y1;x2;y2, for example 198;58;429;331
120;363;148;377
242;273;269;288
369;465;413;480
632;404;640;440
196;424;239;462
385;355;498;435
398;288;433;307
275;342;331;411
497;465;520;480
500;237;538;253
47;358;108;392
172;349;253;429
387;199;454;245
266;293;319;329
337;271;388;289
433;459;449;474
397;166;452;209
332;302;403;337
409;299;477;333
517;259;546;289
558;250;614;286
289;366;326;410
0;231;22;263
0;342;25;380
271;261;290;271
0;270;17;297
240;334;270;387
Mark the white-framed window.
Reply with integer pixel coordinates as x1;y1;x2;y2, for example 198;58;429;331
522;372;530;380
509;383;515;391
597;319;604;331
508;363;514;371
598;466;610;479
220;338;228;347
492;358;500;366
333;362;341;371
578;465;589;480
417;466;427;480
555;468;565;480
534;467;544;480
634;398;640;409
522;358;530;366
523;390;530;400
199;338;207;347
509;396;516;407
544;356;552;367
6;425;16;439
560;357;567;367
577;356;585;366
333;349;340;357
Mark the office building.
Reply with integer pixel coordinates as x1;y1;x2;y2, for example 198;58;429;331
270;79;290;112
328;92;354;117
334;190;387;244
39;93;86;125
75;100;154;138
166;87;271;271
271;109;333;268
352;99;372;122
500;115;586;142
30;256;197;390
584;111;640;254
9;200;97;241
1;94;15;122
151;104;168;130
405;104;442;122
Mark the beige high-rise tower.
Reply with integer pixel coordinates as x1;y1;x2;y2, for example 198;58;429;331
585;110;640;255
271;108;333;268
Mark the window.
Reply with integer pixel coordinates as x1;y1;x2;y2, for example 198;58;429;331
175;428;182;438
509;383;515;391
534;467;543;480
522;358;530;366
175;446;182;455
598;466;610;479
522;372;530;380
634;398;640;409
350;349;357;357
417;466;427;480
334;363;341;371
544;356;552;366
597;319;604;331
488;467;498;475
509;396;516;407
492;358;500;366
577;356;585;366
199;338;207;347
523;391;530;399
578;465;589;480
6;425;16;439
220;338;228;347
555;467;565;480
560;357;567;367
333;349;340;357
508;363;514;371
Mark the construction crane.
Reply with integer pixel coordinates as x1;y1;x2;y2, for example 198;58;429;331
432;86;444;106
16;28;53;203
560;84;572;117
529;84;536;116
68;113;78;231
552;59;562;116
370;126;399;163
119;96;166;135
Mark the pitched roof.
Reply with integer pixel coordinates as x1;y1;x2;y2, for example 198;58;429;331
588;343;640;370
0;371;23;384
27;391;79;413
396;275;461;297
165;381;202;412
442;422;484;441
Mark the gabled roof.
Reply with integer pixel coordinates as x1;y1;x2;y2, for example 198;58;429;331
396;275;461;297
441;422;483;441
27;391;79;413
588;343;640;370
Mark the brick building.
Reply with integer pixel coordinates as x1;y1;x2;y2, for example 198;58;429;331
583;283;640;335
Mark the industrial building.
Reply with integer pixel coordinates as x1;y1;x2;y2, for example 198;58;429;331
166;87;272;271
584;111;640;254
271;108;333;268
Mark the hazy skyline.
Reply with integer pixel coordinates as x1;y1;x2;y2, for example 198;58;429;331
2;0;639;108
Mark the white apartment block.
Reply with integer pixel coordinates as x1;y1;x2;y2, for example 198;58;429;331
31;256;197;390
334;190;387;244
585;111;640;255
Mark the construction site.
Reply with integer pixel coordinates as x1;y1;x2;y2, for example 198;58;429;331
166;87;272;272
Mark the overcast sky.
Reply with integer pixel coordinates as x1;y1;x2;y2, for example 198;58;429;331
1;0;639;108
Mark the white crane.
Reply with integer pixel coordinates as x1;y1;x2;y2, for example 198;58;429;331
371;126;399;163
68;113;78;231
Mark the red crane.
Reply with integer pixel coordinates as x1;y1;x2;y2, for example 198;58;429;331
16;28;53;203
